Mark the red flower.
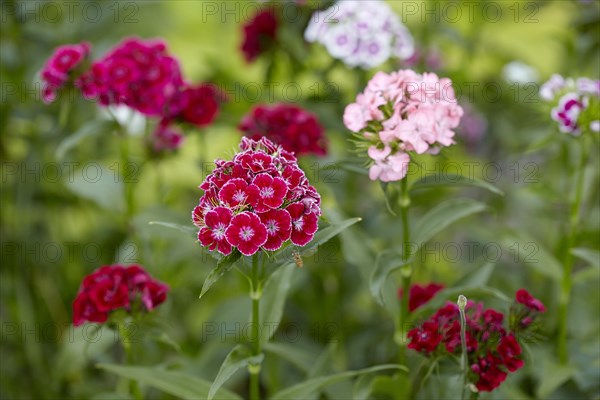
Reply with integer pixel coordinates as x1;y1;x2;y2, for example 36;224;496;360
225;212;268;256
72;264;169;326
238;151;275;174
407;321;443;353
198;207;233;255
241;8;278;62
150;122;184;153
515;289;546;312
497;334;524;372
471;353;508;392
239;104;328;156
399;282;444;312
166;84;222;128
219;178;257;209
259;209;292;251
41;41;91;103
251;173;288;212
286;203;319;246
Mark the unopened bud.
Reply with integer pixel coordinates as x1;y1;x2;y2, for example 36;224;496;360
457;295;467;311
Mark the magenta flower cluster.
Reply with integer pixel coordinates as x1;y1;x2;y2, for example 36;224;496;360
344;70;463;181
40;41;91;103
192;137;321;257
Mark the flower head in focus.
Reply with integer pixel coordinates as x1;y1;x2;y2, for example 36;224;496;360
239;104;327;156
73;264;169;326
40;42;91;103
344;69;463;181
193;137;321;257
305;0;414;69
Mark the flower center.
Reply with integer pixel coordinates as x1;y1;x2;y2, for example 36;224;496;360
266;220;278;235
233;190;246;203
293;217;304;231
260;186;275;198
240;226;254;241
212;223;227;240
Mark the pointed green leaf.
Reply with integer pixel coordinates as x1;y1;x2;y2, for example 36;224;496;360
453;262;496;287
208;345;263;400
413;198;486;251
56;120;118;159
148;221;197;236
199;250;242;299
370;250;409;306
96;364;242;400
571;248;600;269
271;364;407;400
263;342;318;373
410;174;503;196
501;234;562;281
259;263;296;344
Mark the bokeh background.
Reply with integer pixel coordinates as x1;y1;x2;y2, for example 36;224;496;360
1;0;599;399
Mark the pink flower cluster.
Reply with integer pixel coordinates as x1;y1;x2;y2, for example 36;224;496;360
239;104;327;156
241;8;278;62
540;74;600;135
150;122;185;153
40;42;91;103
344;70;463;181
408;289;545;392
77;38;184;117
73;264;169;326
192;137;321;256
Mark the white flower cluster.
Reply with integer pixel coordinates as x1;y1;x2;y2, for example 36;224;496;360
305;0;414;69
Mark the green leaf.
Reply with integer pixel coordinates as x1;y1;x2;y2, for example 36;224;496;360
148;221;197;236
571;248;600;268
263;342;317;373
91;393;134;400
370;250;409;306
412;198;486;252
453;262;495;287
501;234;562;281
208;345;264;400
64;164;124;211
199;250;242;299
410;174;504;196
56;120;117;159
271;364;407;400
536;362;576;398
97;364;242;400
259;263;296;344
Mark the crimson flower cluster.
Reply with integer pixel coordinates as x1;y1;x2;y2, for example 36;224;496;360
407;289;545;392
398;282;444;312
241;8;278;62
239;104;328;156
193;137;321;257
73;264;169;326
41;37;224;155
40;41;91;103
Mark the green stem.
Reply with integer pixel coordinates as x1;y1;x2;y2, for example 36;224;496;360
399;178;412;339
458;295;468;400
249;254;262;400
557;139;588;364
119;323;142;400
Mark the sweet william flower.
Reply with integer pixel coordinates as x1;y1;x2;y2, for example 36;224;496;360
398;283;444;312
73;264;169;326
515;289;546;312
251;173;287;212
241;8;278;62
497;334;524;372
259;209;292;251
225;212;268;256
286;203;319;246
198;207;233;255
407;321;442;353
40;41;91;103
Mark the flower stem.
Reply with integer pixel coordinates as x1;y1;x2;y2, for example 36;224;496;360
458;295;468;400
399;178;412;340
249;254;262;400
119;323;142;400
558;139;588;364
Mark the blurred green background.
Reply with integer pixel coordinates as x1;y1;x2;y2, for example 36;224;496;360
1;0;599;399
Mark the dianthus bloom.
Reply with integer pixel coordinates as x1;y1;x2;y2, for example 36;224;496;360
344;69;463;181
239;104;327;156
540;74;600;135
241;8;278;62
164;83;224;128
77;37;184;117
407;290;545;392
192;137;321;256
150;122;184;153
73;264;169;326
40;42;91;103
398;282;444;312
305;0;414;69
